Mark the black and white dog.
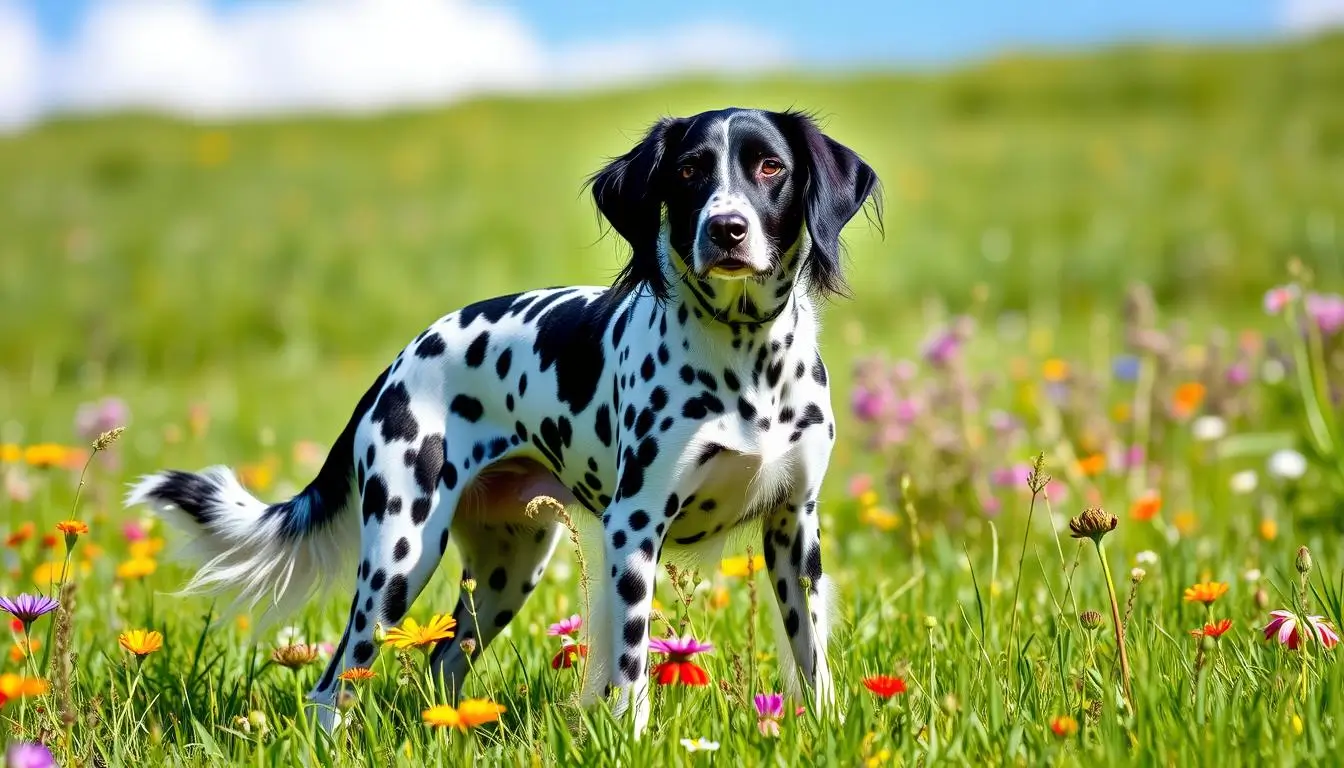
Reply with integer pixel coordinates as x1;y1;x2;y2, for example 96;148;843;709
128;107;878;733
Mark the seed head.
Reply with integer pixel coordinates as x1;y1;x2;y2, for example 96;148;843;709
1079;610;1103;631
1027;452;1050;494
270;643;320;670
93;426;126;452
462;578;477;594
1130;567;1146;583
1069;507;1118;543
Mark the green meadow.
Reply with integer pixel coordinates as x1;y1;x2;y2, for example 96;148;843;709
2;33;1344;766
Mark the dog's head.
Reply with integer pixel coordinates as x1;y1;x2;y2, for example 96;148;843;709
591;108;879;321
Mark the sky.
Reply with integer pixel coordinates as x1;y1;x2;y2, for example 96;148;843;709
1;0;1341;132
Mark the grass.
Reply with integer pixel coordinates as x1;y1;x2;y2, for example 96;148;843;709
3;33;1344;767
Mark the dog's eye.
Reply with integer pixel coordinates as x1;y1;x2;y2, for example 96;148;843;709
679;164;700;181
759;158;784;177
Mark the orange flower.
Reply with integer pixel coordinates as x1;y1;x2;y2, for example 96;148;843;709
5;522;35;547
1042;358;1070;382
39;534;58;550
1259;519;1278;541
9;638;39;663
1191;618;1233;640
55;521;89;536
118;629;164;657
339;667;376;683
862;675;907;698
0;673;49;706
1077;453;1106;477
1172;382;1206;419
1050;715;1078;738
423;699;505;729
1130;491;1162;522
1184;581;1229;606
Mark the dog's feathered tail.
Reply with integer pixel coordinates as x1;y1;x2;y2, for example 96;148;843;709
126;369;388;624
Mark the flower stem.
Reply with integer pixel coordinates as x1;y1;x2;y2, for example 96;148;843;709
1094;539;1133;709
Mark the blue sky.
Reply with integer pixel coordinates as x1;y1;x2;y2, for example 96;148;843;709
19;0;1291;65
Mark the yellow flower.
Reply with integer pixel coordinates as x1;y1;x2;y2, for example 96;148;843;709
116;557;158;580
339;667;376;683
0;444;20;463
422;698;505;730
1174;511;1198;535
24;444;77;470
1259;518;1278;541
1183;581;1229;606
238;461;275;492
860;506;901;532
130;537;165;559
383;614;456;651
236;615;252;631
32;560;89;584
0;673;49;701
1111;402;1131;423
1042;358;1069;382
719;554;766;578
858;490;879;509
118;629;164;657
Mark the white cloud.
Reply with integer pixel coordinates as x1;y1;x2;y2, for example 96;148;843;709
0;0;787;132
1281;0;1344;32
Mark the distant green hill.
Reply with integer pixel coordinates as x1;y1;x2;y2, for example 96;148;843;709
2;33;1342;385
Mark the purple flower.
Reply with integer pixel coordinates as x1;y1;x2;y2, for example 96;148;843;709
0;593;59;632
921;329;962;368
1305;293;1344;336
892;397;921;425
649;634;714;657
753;692;784;719
6;742;56;768
991;464;1032;489
1226;361;1251;387
74;396;129;442
850;385;891;422
1112;355;1141;382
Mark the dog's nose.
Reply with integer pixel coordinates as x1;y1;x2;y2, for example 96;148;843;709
705;214;749;249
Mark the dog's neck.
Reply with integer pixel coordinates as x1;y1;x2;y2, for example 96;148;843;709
661;230;808;337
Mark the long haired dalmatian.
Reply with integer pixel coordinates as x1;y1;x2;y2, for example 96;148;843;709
127;107;878;734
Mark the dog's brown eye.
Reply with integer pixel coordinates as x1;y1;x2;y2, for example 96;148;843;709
679;164;698;180
759;158;784;177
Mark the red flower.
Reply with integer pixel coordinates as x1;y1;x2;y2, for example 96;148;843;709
652;659;710;686
1190;618;1233;640
862;675;907;698
550;642;588;669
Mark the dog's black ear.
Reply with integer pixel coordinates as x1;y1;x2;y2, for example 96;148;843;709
589;117;688;301
775;111;880;297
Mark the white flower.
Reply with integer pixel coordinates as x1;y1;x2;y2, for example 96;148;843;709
1244;568;1262;582
1268;449;1308;480
680;738;720;752
1229;470;1258;495
1191;415;1227;442
1262;359;1286;384
1136;550;1159;566
1131;567;1146;581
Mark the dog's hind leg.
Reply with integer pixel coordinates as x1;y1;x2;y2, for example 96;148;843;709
309;420;464;730
428;469;567;696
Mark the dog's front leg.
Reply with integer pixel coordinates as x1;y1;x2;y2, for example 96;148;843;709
598;494;670;737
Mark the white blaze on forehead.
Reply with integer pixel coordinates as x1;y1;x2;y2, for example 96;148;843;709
694;113;770;273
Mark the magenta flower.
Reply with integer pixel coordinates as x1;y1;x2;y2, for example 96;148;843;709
650;634;714;686
123;520;148;542
921;329;962;368
6;742;56;768
1305;293;1344;336
754;692;785;737
546;614;582;638
991;464;1032;489
1263;285;1299;315
0;594;60;633
850;384;892;422
1264;610;1340;650
74;396;129;442
649;634;714;656
1225;361;1251;387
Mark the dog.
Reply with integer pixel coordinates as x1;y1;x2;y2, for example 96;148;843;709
127;107;878;734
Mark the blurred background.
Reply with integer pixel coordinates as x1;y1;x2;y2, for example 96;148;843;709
1;0;1342;455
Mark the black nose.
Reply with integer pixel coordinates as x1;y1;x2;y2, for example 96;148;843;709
705;213;748;249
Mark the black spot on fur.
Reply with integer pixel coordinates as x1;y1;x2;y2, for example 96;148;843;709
411;498;431;524
737;397;757;421
458;292;523;327
465;331;490;367
383;575;409;621
624;617;645;645
617;569;647;604
450;394;484;423
595;404;613;446
353;641;375;664
495;348;513;379
785;608;800;637
415;332;446;358
612;530;627;549
371;381;417;443
413;434;444;495
494;610;514;628
394;537;410;561
489;567;508;591
371;569;386;591
441;457;458;491
387;496;402;516
663;494;680;518
363;474;388;523
629;510;649;530
532;292;621;414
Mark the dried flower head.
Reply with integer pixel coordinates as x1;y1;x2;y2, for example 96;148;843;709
1079;610;1104;631
1069;507;1117;542
271;643;321;670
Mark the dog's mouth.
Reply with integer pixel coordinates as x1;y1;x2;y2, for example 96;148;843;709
705;256;757;278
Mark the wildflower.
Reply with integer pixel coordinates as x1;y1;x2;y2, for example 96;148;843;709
710;586;730;609
550;638;588;669
862;674;907;698
860;505;901;531
1042;358;1069;382
546;614;583;638
1296;546;1313;575
1049;715;1078;739
55;520;88;550
719;554;766;578
1230;470;1258;495
338;667;376;683
679;738;720;752
23;444;80;470
116;557;157;580
122;520;148;542
1183;582;1229;606
1264;610;1340;650
1079;610;1103;631
1130;490;1161;522
1267;449;1307;480
1191;618;1233;640
422;698;505;730
848;474;873;497
1305;292;1344;335
5;522;35;547
75;397;129;443
118;629;164;657
1263;284;1300;314
1173;511;1198;535
1076;453;1106;477
1259;519;1278;541
271;643;321;670
1244;568;1263;582
5;742;56;768
129;537;165;559
1068;507;1117;543
754;692;785;737
1112;354;1141;382
649;634;714;686
9;638;39;663
1191;415;1227;442
383;614;456;651
1171;382;1206;419
0;594;59;634
1130;567;1146;582
0;674;49;706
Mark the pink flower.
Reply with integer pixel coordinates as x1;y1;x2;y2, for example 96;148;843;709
649;634;714;656
1226;362;1251;387
847;474;873;498
1263;285;1299;315
1305;293;1344;335
74;397;129;442
546;614;582;638
122;520;148;542
1264;610;1340;650
850;384;893;422
754;692;785;737
991;464;1032;489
